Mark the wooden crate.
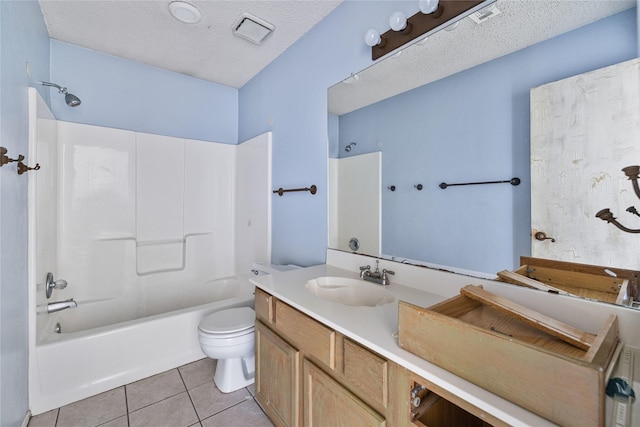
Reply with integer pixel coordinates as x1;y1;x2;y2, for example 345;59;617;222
497;256;640;305
398;285;620;427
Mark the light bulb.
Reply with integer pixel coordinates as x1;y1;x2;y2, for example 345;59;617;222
364;29;381;47
418;0;439;14
389;11;407;31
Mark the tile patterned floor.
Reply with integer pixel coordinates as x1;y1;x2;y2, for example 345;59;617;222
28;358;273;427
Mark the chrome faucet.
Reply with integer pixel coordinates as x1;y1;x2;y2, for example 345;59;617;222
359;264;371;278
359;260;395;286
47;298;77;314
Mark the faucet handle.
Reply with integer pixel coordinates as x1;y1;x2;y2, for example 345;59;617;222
359;264;371;279
54;279;68;290
381;269;395;286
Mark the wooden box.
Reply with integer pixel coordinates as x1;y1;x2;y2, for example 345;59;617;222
497;256;640;305
398;285;620;427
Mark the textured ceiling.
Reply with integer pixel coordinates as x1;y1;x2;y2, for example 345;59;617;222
38;0;342;89
329;0;636;115
38;0;635;102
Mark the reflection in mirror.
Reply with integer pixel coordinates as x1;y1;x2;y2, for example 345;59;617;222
327;1;638;286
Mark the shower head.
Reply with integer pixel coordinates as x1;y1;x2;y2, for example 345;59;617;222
38;81;81;107
345;142;357;152
64;92;81;107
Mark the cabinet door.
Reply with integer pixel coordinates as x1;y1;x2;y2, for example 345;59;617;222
256;321;300;427
303;359;385;427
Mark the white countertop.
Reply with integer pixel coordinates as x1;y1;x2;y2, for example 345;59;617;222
250;263;559;427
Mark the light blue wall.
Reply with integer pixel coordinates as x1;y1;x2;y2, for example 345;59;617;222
336;9;638;273
241;2;638;269
0;2;50;426
239;1;394;266
49;40;238;144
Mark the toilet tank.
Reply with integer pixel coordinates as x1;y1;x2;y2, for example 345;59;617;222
251;263;300;276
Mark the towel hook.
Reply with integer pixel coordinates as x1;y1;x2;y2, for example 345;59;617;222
0;147;24;167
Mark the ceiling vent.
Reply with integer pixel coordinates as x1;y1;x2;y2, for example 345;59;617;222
233;13;275;45
469;3;501;24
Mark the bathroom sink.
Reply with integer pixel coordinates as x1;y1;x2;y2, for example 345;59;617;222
305;277;395;307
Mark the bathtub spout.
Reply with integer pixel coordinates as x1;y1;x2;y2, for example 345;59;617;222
47;298;77;314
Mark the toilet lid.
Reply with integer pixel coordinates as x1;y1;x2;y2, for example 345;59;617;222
198;307;255;334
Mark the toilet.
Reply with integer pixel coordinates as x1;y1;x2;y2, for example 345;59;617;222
197;263;300;393
198;306;256;393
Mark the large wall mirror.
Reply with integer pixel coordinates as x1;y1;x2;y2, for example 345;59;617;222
328;1;638;285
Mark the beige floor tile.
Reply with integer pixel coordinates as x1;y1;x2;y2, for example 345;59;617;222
188;381;251;420
129;392;198;427
178;358;216;390
126;369;186;412
27;409;58;427
57;387;126;427
201;399;273;427
97;415;128;427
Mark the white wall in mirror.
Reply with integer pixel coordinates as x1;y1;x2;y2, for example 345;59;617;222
328;152;381;255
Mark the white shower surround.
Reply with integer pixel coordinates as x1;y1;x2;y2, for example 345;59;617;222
27;88;272;414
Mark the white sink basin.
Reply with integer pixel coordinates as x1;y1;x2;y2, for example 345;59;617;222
305;276;395;307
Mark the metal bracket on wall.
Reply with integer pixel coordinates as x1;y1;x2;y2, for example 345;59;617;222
597;166;640;233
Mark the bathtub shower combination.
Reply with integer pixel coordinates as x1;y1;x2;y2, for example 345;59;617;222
27;88;273;414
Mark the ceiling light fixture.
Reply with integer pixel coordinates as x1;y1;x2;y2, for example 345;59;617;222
168;1;202;24
233;13;275;45
365;0;496;60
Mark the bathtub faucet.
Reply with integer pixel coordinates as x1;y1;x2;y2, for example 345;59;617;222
47;298;77;314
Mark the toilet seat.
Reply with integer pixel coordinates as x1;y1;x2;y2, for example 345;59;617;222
198;307;255;335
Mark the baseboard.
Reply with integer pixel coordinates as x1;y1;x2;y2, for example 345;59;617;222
21;410;31;427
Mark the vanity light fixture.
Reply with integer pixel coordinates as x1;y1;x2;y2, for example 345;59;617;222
364;29;385;48
419;0;442;15
168;1;202;24
366;0;495;60
389;11;411;33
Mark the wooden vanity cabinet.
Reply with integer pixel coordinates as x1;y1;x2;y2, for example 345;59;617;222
255;288;391;426
254;288;501;427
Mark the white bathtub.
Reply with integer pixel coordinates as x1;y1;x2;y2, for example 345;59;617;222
30;276;255;415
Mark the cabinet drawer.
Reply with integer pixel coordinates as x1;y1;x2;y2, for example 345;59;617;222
255;288;275;324
344;338;388;408
276;301;336;369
